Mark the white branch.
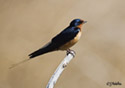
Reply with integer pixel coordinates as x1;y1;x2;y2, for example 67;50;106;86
46;51;75;88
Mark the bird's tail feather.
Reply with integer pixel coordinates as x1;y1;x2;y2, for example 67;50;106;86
29;42;56;58
9;59;30;69
29;48;52;58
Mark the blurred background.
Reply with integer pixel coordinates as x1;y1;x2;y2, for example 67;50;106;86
0;0;125;88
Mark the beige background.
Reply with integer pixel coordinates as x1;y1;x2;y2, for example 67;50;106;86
0;0;125;88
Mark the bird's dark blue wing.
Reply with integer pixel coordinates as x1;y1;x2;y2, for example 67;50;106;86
52;27;80;48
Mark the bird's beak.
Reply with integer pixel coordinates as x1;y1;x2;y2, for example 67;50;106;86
84;21;87;24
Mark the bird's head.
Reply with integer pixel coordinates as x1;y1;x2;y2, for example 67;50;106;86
69;19;87;28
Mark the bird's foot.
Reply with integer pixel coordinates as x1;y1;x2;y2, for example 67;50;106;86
66;49;76;57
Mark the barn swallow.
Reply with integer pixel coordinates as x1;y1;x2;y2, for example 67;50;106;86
29;19;87;58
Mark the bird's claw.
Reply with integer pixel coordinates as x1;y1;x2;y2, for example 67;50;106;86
66;49;76;57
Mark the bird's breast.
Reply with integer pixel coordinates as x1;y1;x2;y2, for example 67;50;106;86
59;31;81;50
74;31;81;40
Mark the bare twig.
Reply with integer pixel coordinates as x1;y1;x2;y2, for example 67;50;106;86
46;50;75;88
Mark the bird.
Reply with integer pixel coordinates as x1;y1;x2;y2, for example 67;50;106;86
9;19;87;69
29;19;87;59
